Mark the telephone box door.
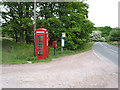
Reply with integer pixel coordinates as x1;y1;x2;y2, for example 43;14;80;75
35;32;44;59
35;28;49;59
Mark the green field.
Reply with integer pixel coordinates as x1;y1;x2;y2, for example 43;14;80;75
1;39;94;64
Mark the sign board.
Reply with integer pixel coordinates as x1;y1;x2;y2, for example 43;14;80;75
61;39;65;47
62;33;66;37
36;31;44;33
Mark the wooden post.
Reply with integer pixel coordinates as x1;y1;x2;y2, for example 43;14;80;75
34;0;36;56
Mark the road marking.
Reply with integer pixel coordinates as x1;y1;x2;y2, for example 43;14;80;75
93;50;106;61
93;50;100;58
100;43;118;53
93;49;109;61
93;49;118;66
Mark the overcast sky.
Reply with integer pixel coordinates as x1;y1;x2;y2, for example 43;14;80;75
87;0;119;28
1;0;119;28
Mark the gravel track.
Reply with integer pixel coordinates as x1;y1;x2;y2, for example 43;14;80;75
1;49;118;88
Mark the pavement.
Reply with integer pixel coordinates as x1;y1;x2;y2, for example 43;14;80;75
1;42;118;88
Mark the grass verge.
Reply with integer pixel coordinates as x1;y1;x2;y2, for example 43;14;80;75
1;39;94;64
107;42;120;48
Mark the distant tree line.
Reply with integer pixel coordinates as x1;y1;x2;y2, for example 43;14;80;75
108;28;120;41
2;2;94;50
90;26;120;42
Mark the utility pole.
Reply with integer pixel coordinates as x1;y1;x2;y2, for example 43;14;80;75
34;0;36;56
34;0;36;34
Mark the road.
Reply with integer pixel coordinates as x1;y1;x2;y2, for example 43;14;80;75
1;42;118;88
93;42;118;65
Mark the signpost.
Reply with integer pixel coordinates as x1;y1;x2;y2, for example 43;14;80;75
62;39;64;47
61;32;66;54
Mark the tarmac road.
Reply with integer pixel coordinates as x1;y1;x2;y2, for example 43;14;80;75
93;42;120;88
1;42;118;88
93;42;118;65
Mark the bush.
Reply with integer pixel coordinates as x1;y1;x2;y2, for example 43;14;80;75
90;31;105;42
65;27;88;50
108;30;120;41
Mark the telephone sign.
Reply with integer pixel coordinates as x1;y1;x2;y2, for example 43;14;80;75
62;33;66;37
35;28;49;59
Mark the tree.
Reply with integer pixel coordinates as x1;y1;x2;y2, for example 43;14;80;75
96;26;112;40
2;2;34;43
108;30;120;41
90;31;105;42
36;2;94;49
2;1;94;50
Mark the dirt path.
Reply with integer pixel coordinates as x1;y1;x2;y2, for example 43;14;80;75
1;50;118;88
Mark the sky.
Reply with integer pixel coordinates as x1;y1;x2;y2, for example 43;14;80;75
0;0;119;28
87;0;119;28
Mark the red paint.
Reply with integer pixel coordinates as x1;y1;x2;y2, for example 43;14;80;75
35;28;49;59
52;41;57;48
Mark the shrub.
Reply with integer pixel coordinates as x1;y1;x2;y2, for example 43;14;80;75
65;27;88;50
90;31;105;42
108;30;120;41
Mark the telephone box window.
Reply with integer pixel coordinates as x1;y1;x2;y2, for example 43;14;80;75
37;35;43;56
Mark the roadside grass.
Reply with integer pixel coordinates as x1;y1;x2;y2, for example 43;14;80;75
33;42;94;63
107;41;120;48
1;39;94;64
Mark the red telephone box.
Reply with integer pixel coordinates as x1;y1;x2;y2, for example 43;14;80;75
35;28;49;59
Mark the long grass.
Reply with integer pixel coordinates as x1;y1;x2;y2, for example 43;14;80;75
1;39;94;64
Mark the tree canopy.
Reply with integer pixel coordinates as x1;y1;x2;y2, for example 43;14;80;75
2;2;94;50
108;28;120;41
95;26;112;39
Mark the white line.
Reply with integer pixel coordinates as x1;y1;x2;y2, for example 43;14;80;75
93;50;105;61
93;50;118;66
100;43;118;53
93;50;100;58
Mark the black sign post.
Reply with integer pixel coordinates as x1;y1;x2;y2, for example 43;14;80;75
54;47;55;56
52;41;57;56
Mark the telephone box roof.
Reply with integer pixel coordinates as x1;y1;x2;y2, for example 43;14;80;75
36;28;48;31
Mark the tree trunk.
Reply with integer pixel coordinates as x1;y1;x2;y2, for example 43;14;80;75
20;30;24;43
15;30;18;43
25;3;30;44
25;30;29;44
28;32;32;44
19;2;24;43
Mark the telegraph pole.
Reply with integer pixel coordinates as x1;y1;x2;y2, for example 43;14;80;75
34;0;36;56
34;0;36;34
